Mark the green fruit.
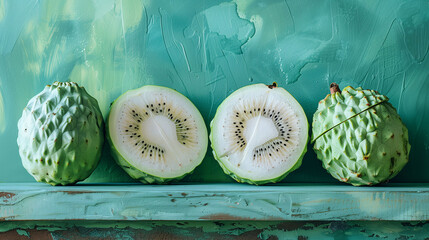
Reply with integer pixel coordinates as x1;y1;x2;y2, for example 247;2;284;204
210;83;309;185
312;83;410;186
17;82;104;186
107;85;208;184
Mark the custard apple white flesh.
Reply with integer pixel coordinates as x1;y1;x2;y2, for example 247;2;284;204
107;85;208;184
210;83;309;185
17;82;104;186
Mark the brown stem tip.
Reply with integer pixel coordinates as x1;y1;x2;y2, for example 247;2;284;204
268;82;277;89
330;82;340;94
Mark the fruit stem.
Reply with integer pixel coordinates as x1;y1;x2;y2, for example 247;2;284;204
268;82;277;89
330;83;340;94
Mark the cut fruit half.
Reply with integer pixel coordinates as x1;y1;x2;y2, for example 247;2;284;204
107;86;208;184
210;83;308;185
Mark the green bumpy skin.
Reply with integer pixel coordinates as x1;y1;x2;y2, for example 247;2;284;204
17;82;104;186
312;86;410;186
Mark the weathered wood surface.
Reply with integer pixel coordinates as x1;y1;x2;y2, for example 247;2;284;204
1;183;428;221
1;220;429;239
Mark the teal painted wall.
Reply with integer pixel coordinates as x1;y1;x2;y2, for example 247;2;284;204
0;0;428;183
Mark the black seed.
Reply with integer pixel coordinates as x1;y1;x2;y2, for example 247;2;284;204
142;141;144;143
151;109;154;112
151;104;153;107
269;153;272;156
250;111;252;114
130;136;133;138
132;110;135;112
168;109;170;111
142;151;144;154
158;103;161;106
184;119;187;121
125;130;128;132
258;108;260;111
133;133;137;135
284;143;287;146
138;135;141;138
289;129;292;131
146;105;149;108
150;154;152;157
135;143;138;146
244;110;246;113
146;112;148;115
137;120;141;122
129;125;132;127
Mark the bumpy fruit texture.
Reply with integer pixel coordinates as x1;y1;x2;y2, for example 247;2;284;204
17;82;104;186
312;85;410;186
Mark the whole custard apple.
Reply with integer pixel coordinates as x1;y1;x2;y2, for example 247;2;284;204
311;83;410;186
17;82;104;186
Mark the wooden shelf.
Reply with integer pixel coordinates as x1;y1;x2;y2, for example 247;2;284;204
0;183;428;221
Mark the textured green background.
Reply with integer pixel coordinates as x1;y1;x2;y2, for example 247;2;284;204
0;0;428;184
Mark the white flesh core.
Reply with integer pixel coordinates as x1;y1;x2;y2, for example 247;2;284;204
109;86;208;179
212;84;308;181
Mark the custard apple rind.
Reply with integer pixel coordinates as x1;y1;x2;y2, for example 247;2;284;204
313;101;410;186
311;86;388;143
17;82;104;186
